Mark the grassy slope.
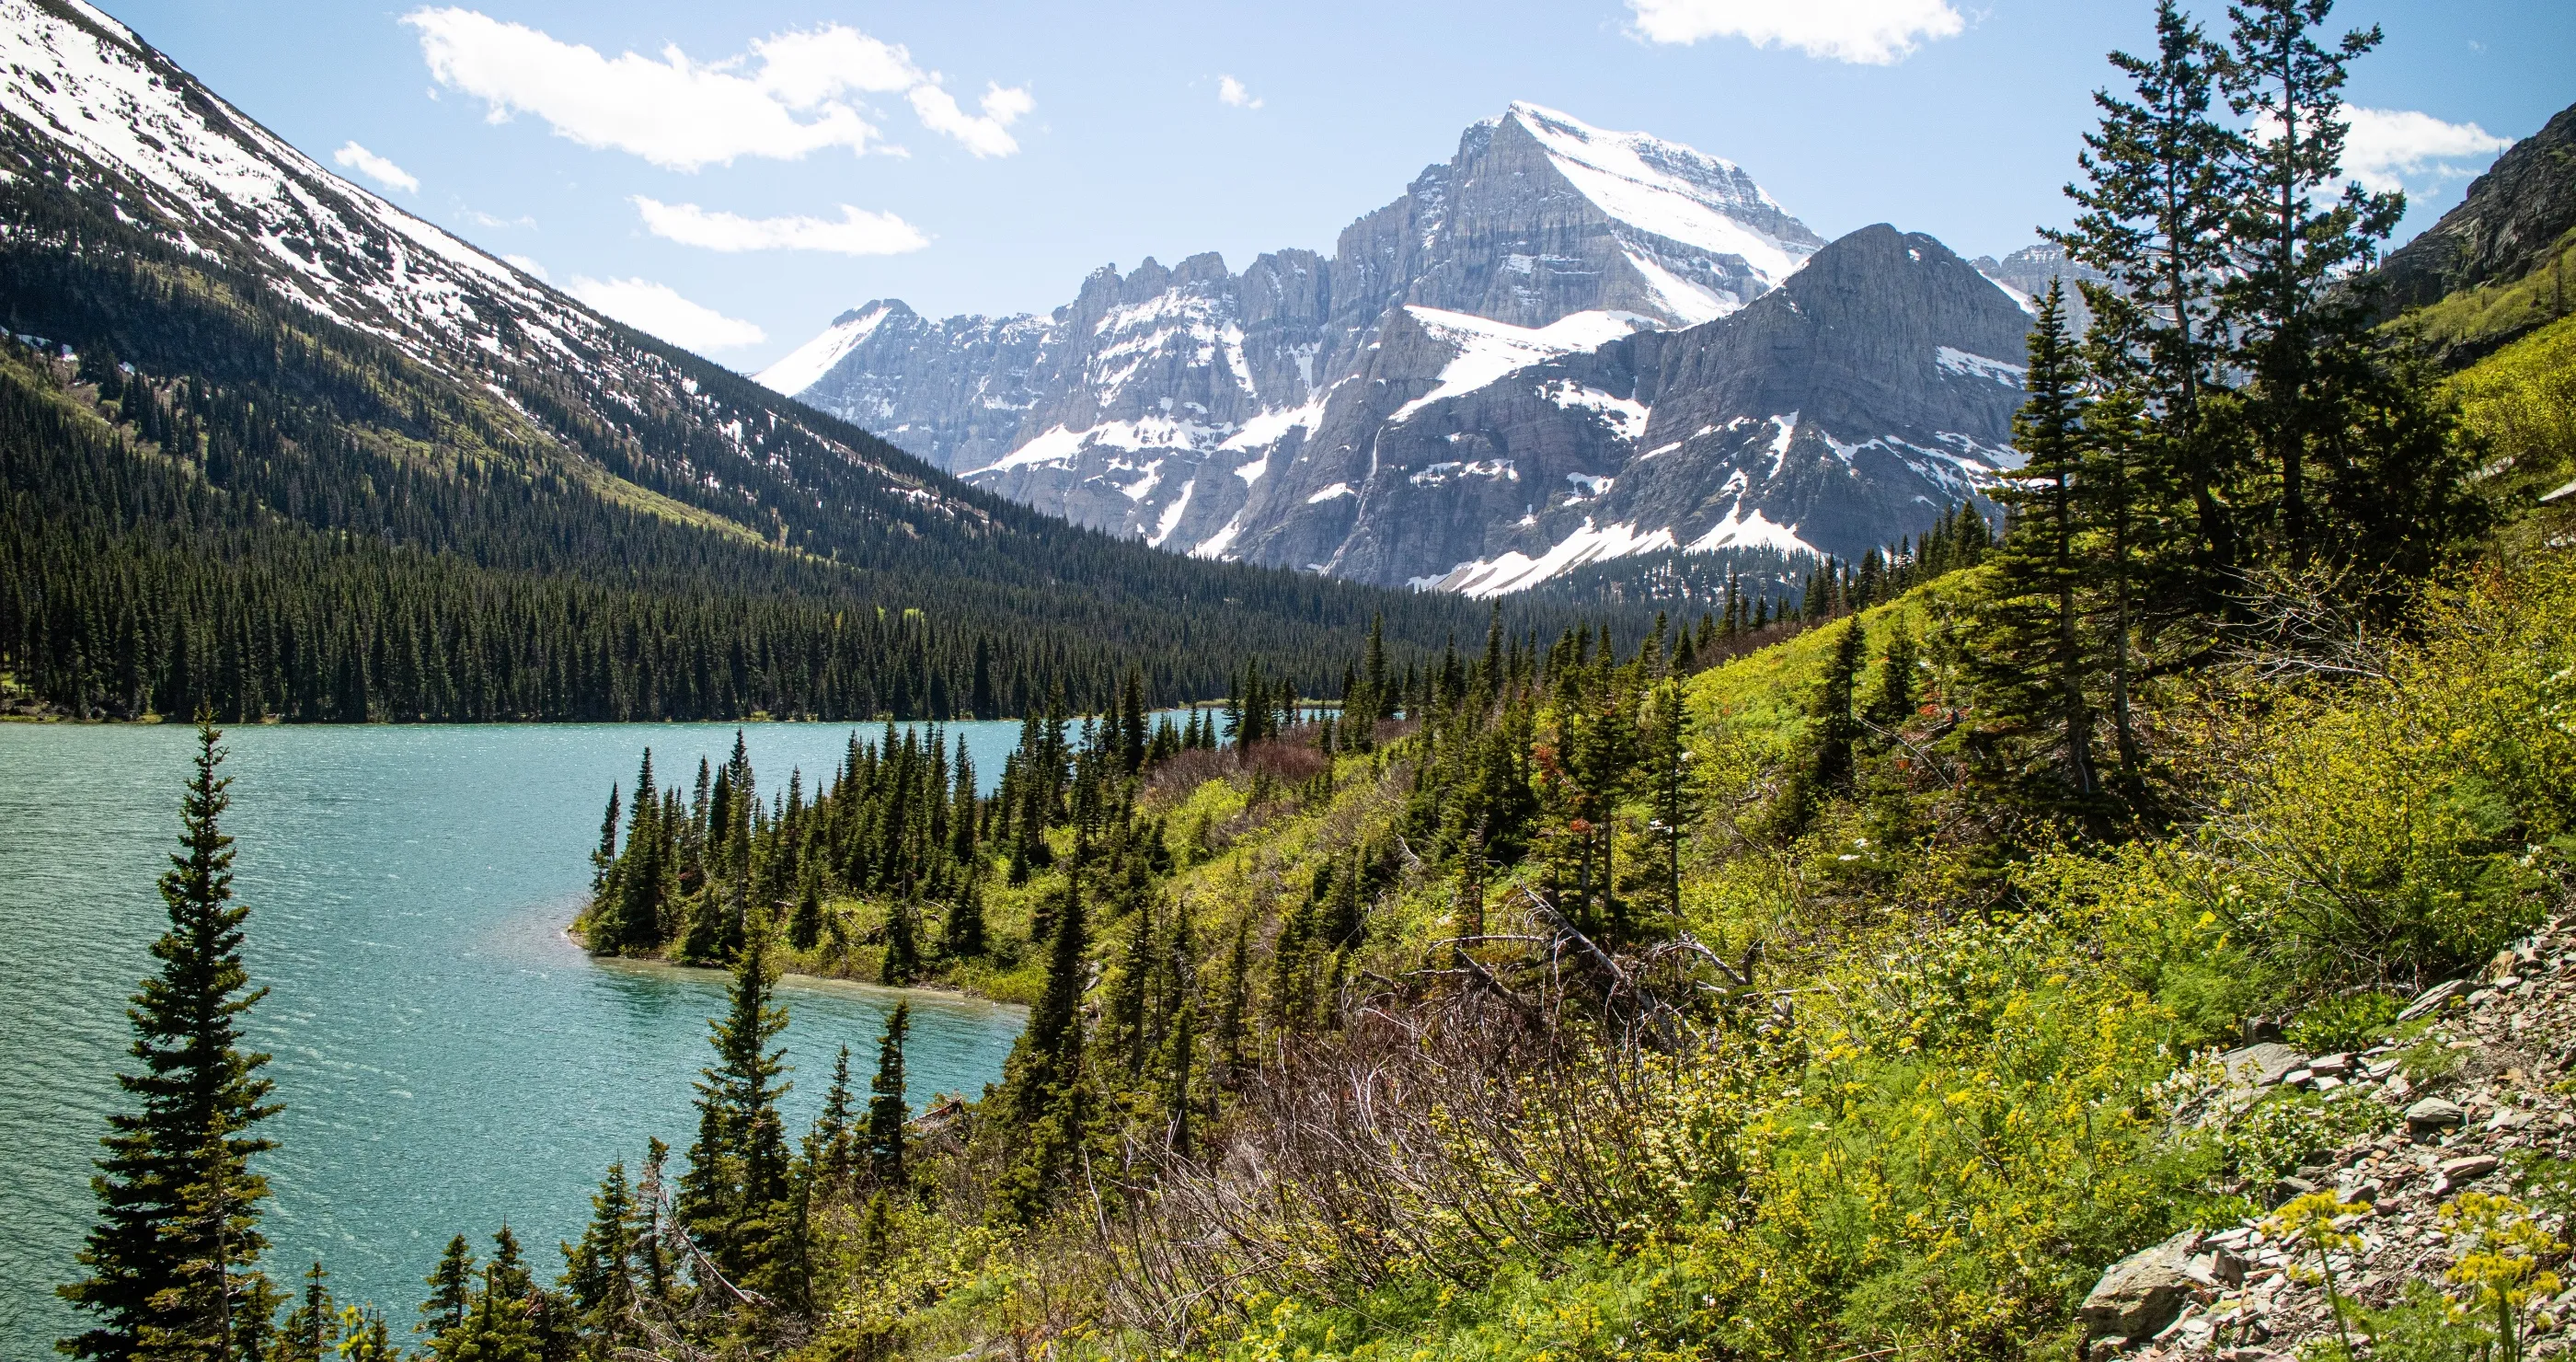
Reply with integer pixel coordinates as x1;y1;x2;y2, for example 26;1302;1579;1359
973;548;2576;1362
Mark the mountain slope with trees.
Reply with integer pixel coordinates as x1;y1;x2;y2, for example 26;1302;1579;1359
43;3;2576;1361
0;0;1541;722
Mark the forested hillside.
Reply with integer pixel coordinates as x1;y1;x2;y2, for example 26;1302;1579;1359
41;2;2576;1361
0;0;1540;722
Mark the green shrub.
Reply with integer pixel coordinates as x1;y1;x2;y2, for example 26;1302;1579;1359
2288;992;2407;1053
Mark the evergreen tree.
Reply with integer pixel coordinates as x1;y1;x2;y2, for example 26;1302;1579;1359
2050;0;2240;603
864;1004;911;1190
940;880;987;960
677;926;795;1295
60;721;280;1362
2219;0;2401;566
808;1046;858;1190
417;1236;476;1345
1972;282;2106;818
558;1164;639;1359
589;785;620;899
277;1261;335;1362
1642;680;1695;921
1862;624;1922;733
993;869;1090;1225
880;898;920;985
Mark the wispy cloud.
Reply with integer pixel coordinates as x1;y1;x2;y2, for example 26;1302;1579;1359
566;276;764;352
1217;75;1262;110
1627;0;1964;64
332;141;419;193
402;9;1032;169
633;197;929;255
2341;107;2513;194
908;83;1034;158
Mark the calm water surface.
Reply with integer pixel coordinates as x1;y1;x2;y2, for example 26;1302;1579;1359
0;721;1029;1354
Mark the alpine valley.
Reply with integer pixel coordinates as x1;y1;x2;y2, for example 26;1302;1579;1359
0;0;1524;724
765;103;2087;594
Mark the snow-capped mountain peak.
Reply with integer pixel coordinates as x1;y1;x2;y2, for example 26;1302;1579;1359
765;108;2010;598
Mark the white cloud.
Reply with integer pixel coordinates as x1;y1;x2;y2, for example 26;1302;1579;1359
1217;75;1262;110
402;9;1032;169
634;197;929;255
331;141;419;193
1627;0;1964;63
2340;107;2513;194
567;276;765;352
906;82;1033;158
502;254;547;282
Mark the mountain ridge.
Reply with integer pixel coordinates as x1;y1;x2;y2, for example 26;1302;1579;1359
770;108;2033;594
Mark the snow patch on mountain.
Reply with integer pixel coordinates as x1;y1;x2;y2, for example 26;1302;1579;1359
1507;102;1807;282
1686;504;1816;556
1393;307;1647;421
1416;518;1679;597
1935;345;2028;387
757;305;895;397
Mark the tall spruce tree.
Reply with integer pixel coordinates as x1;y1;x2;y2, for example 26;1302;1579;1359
2051;0;2240;602
417;1236;475;1345
677;925;795;1295
1972;283;2106;819
2219;0;2401;567
60;721;281;1362
864;1004;911;1189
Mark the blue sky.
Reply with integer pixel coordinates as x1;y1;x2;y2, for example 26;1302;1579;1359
100;0;2574;371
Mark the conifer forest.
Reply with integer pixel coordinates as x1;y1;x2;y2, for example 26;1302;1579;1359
20;1;2576;1361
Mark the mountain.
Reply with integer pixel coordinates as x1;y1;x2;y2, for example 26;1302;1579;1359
767;104;2030;594
765;106;1845;576
0;0;1516;721
2375;99;2576;366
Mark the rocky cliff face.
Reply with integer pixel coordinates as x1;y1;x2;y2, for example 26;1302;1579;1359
2374;99;2576;362
765;103;2029;593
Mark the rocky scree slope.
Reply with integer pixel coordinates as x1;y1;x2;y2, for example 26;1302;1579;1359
764;104;2043;592
2079;923;2576;1362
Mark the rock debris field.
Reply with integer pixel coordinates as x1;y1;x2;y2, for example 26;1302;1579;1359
2082;918;2576;1360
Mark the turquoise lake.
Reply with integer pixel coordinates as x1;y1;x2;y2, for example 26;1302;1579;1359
0;721;1030;1355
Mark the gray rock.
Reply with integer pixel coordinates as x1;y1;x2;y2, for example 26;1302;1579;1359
2079;1229;2203;1343
2220;1043;2309;1088
2408;1098;2467;1137
2397;979;2468;1022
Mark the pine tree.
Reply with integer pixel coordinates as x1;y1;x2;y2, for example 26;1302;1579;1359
277;1261;335;1362
1972;282;2105;817
940;879;987;960
1642;680;1695;922
677;926;794;1292
809;1046;858;1189
417;1235;475;1345
2051;0;2240;603
864;1004;911;1190
558;1163;638;1357
589;785;620;899
60;720;280;1362
2220;0;2401;566
993;869;1090;1225
880;897;920;985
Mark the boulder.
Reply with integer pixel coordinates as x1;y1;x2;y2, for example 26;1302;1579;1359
2407;1098;2467;1137
2440;1155;2501;1181
2219;1043;2308;1088
2398;980;2468;1022
2079;1229;2202;1343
